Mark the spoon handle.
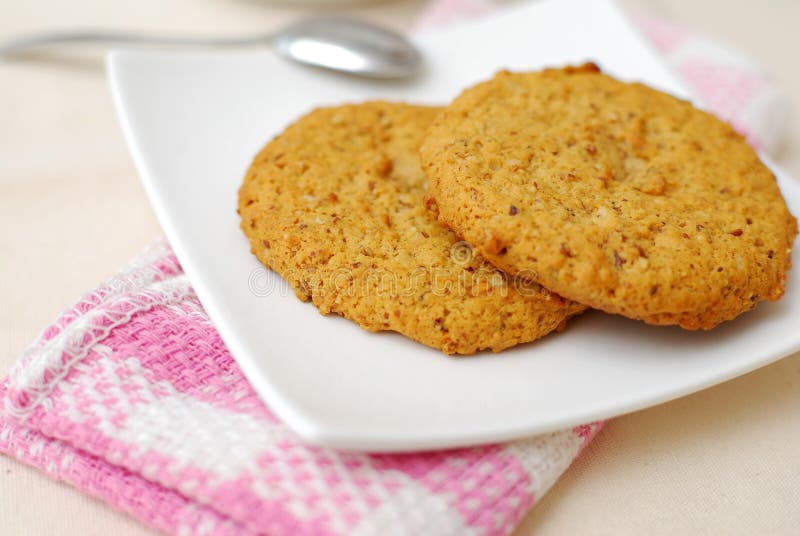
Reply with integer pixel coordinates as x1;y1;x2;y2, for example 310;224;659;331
0;30;272;56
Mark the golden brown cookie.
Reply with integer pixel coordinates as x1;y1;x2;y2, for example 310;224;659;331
238;102;584;354
421;65;797;329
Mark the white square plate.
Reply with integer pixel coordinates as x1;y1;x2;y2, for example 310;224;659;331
108;0;800;451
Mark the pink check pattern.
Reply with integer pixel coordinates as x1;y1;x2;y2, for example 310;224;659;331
0;3;785;535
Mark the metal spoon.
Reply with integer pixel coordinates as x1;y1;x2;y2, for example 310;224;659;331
0;16;422;79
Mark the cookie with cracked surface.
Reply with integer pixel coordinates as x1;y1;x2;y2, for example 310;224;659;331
238;102;584;355
420;65;797;329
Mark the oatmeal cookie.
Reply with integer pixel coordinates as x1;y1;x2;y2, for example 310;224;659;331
239;102;584;354
421;65;797;328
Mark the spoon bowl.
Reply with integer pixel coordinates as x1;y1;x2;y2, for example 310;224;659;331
273;17;421;78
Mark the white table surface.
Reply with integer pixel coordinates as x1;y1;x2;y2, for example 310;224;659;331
1;1;799;534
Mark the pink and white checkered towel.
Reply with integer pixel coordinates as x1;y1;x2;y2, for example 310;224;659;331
0;3;787;535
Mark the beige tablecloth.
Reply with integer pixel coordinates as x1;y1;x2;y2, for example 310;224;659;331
2;1;799;534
